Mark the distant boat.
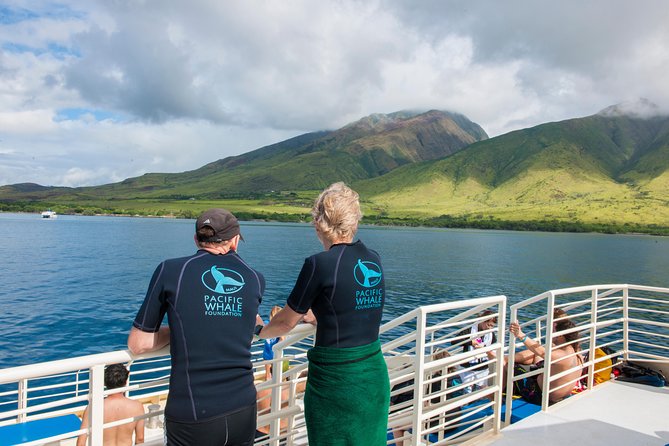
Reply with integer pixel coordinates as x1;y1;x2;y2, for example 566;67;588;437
41;210;57;219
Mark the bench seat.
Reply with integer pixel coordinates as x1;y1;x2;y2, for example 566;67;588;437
0;414;81;445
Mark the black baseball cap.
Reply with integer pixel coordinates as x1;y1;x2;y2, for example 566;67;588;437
195;208;243;242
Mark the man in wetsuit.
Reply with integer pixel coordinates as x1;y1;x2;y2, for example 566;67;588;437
128;208;264;446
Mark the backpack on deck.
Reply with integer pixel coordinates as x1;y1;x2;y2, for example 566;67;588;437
616;361;667;387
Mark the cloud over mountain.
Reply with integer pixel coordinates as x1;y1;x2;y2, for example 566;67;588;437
1;0;668;187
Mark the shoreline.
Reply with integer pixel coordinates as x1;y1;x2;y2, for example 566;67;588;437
3;208;668;237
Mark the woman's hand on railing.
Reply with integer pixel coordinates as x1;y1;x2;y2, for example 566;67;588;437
510;321;525;340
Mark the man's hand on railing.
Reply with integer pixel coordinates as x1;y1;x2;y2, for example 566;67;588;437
128;326;171;356
301;309;317;326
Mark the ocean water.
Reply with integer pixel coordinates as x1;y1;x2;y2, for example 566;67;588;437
2;212;669;368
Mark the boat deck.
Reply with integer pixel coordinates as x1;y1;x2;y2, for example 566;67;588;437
485;381;669;446
2;285;666;446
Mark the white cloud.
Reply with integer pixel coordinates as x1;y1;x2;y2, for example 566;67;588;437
60;166;122;187
0;110;57;133
0;117;301;186
0;0;668;187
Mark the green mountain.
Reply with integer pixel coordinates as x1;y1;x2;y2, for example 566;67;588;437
3;103;669;232
0;110;487;201
356;106;669;226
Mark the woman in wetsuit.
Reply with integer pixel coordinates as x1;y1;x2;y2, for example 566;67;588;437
258;182;390;446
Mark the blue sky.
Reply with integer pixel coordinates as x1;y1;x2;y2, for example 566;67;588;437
1;0;668;187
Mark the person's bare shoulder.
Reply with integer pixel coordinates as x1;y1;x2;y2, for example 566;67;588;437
127;398;145;416
551;347;569;361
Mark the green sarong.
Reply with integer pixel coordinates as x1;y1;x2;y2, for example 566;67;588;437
305;340;390;446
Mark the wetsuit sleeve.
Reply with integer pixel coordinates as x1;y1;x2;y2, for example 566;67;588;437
258;271;266;302
133;262;168;333
286;256;319;314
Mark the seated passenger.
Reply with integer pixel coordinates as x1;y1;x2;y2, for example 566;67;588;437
391;350;462;446
509;316;583;404
77;363;145;446
456;310;497;393
263;305;287;379
255;368;307;444
513;308;568;367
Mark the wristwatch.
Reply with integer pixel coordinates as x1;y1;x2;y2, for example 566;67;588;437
253;324;264;340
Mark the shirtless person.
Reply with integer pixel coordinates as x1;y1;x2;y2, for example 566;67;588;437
77;364;145;446
255;369;308;443
509;317;583;404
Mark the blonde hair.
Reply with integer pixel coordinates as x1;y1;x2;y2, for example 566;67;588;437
311;182;362;243
269;305;282;320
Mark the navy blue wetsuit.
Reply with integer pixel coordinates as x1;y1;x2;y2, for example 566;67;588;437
133;249;264;444
286;240;384;348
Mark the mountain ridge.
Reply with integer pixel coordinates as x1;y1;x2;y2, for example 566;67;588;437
0;109;487;199
2;102;669;231
355;108;669;226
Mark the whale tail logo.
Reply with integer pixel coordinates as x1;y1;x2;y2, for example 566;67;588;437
355;259;382;288
202;266;245;293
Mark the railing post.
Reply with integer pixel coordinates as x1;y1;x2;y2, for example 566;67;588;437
76;369;82;398
269;345;284;446
541;293;555;411
17;379;27;423
503;306;517;428
587;288;598;390
492;298;506;434
89;364;105;446
412;309;427;446
623;286;630;361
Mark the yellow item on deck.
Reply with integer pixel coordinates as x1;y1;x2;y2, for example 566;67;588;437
594;348;613;384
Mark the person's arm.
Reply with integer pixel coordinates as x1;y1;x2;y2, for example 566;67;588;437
134;405;145;444
259;306;305;339
302;309;317;326
256;366;273;413
76;407;89;446
130;262;169;355
525;338;546;358
265;255;320;341
127;326;170;355
510;321;545;358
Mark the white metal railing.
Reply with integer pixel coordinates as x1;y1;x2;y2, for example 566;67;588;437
266;295;508;446
378;295;507;446
0;296;508;446
0;348;172;446
0;338;316;446
503;284;669;426
256;323;315;446
4;285;665;446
